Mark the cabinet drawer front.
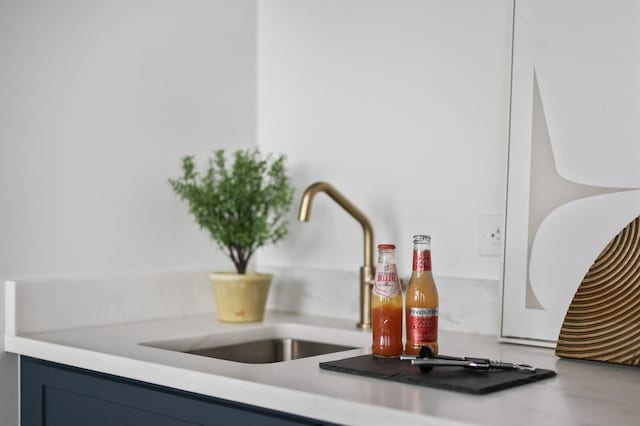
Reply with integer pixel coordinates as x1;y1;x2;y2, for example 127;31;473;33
21;356;332;426
45;386;194;426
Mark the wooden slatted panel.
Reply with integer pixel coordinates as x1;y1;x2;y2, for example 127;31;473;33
555;216;640;366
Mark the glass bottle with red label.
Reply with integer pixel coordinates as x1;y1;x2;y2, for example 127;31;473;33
371;244;403;358
405;234;439;356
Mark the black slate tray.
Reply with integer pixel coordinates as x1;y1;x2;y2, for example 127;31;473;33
319;354;556;395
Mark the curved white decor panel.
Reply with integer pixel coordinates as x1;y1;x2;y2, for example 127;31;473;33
528;191;640;342
533;0;640;188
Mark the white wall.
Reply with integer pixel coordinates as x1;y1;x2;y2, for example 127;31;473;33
257;0;513;279
0;0;514;423
0;0;257;424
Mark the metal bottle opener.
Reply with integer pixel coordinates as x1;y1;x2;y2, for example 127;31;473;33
400;346;536;373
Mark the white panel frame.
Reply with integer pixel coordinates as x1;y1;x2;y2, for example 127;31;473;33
500;0;640;346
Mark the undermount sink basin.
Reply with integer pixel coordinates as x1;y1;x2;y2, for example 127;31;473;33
142;323;369;364
187;338;354;363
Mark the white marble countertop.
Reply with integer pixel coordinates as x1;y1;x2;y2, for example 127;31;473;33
4;270;640;425
7;311;640;426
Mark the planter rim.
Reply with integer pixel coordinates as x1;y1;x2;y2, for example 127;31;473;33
209;272;273;282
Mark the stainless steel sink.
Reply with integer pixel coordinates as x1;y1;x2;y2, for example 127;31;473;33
186;338;355;364
142;323;369;364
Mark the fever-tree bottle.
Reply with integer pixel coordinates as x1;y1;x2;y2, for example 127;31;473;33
405;235;439;356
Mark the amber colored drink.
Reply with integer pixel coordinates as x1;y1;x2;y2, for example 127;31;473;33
372;301;403;357
405;235;439;356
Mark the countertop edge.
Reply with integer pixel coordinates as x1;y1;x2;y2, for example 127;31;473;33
4;334;469;426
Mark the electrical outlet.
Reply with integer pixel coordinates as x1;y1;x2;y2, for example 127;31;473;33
479;214;503;257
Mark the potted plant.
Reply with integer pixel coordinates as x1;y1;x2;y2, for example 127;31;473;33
169;149;294;322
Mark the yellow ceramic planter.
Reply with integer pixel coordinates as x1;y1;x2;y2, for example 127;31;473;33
209;272;273;322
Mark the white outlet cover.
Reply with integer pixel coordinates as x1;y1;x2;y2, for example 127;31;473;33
479;214;503;257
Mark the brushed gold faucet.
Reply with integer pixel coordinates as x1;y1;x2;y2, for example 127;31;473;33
298;182;375;329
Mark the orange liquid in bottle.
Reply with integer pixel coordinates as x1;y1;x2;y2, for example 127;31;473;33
372;300;403;357
371;243;403;358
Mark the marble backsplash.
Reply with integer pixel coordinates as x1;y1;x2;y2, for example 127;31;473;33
5;266;500;336
263;265;500;336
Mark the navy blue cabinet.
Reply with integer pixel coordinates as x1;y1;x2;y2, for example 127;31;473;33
21;356;339;426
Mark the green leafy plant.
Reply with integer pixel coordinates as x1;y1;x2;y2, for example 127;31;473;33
169;149;294;274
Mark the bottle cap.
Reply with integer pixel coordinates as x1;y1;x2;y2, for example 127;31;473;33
413;235;431;244
377;244;396;250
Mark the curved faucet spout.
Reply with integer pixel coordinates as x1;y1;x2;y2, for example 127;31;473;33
298;181;375;329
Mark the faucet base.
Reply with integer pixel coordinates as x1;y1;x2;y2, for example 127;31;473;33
357;265;375;329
